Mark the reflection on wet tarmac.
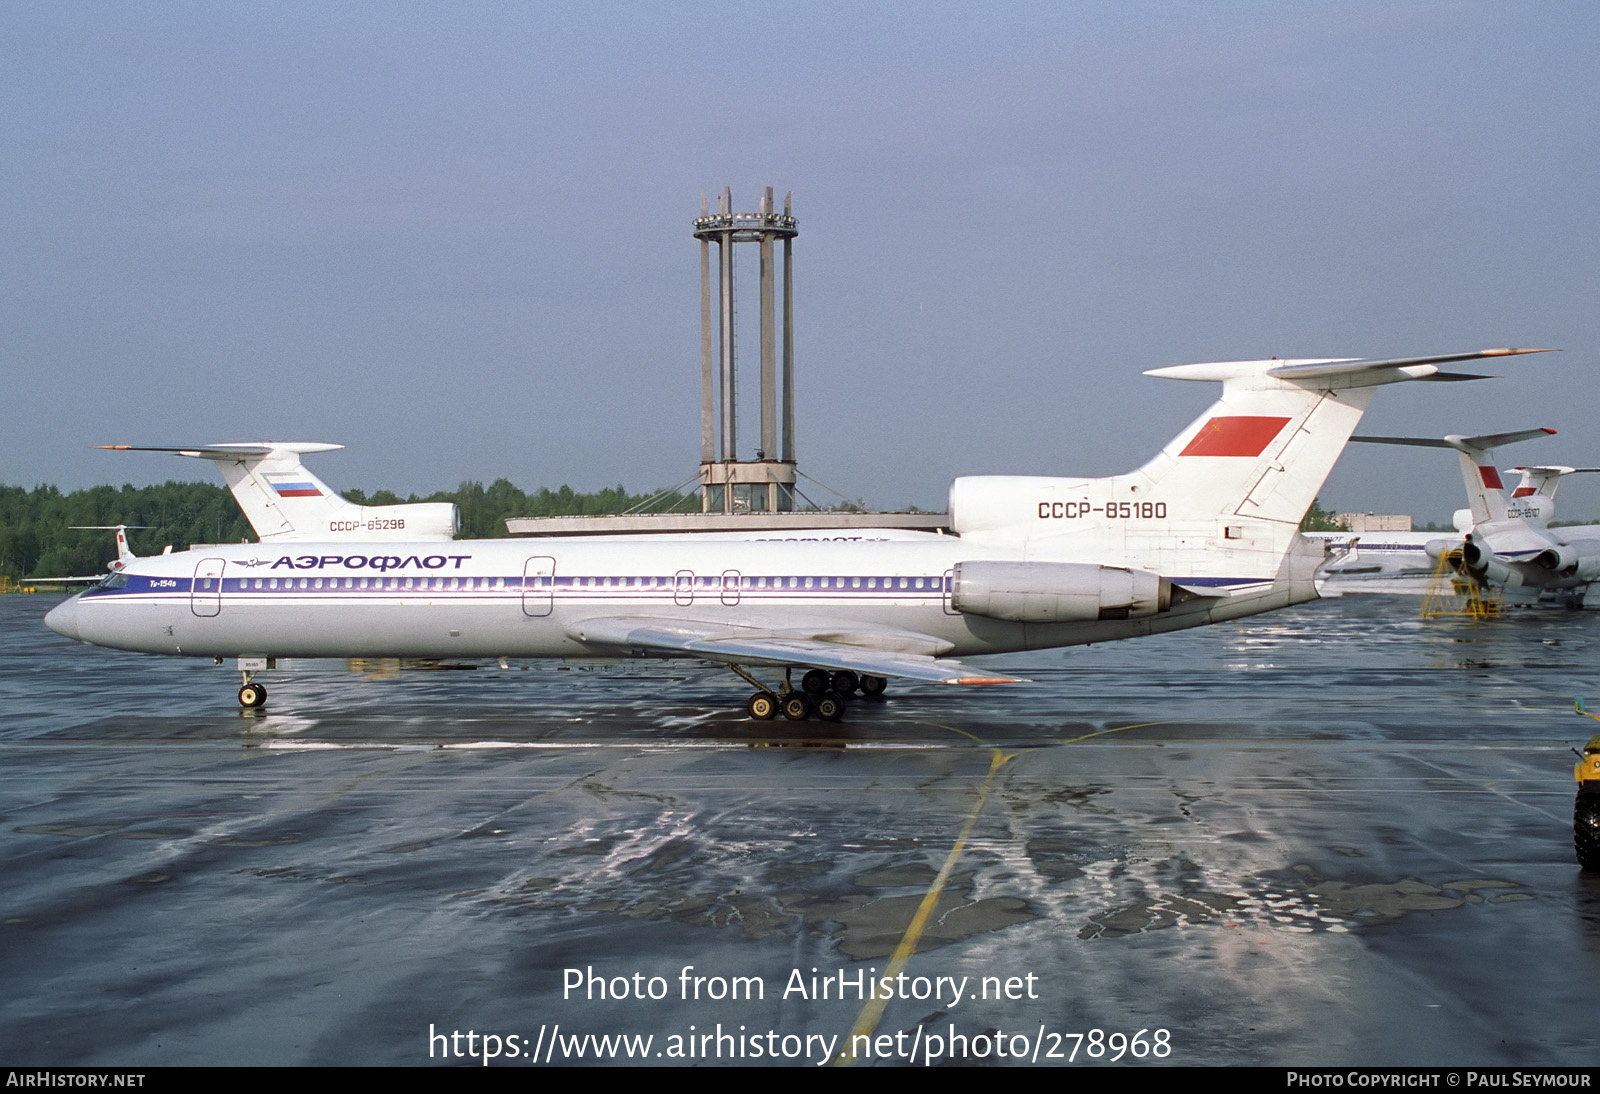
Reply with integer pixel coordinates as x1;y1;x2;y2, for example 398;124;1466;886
3;593;1599;1065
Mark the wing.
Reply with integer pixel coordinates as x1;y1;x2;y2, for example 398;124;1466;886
567;616;1027;685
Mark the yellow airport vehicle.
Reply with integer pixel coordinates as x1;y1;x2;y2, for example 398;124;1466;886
1572;699;1600;871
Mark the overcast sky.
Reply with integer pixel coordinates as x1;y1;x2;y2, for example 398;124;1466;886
3;1;1596;524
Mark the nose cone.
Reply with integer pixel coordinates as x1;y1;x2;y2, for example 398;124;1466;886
44;596;82;641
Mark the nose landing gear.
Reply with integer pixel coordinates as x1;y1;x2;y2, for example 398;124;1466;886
233;656;276;709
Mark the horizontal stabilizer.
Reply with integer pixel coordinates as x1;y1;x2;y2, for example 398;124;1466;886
97;443;340;460
1515;465;1600;476
1146;348;1551;387
1352;428;1556;454
1265;348;1549;381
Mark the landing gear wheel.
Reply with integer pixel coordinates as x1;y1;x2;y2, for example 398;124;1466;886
1576;791;1600;872
747;691;778;720
860;674;888;697
781;691;812;721
831;670;860;695
801;669;830;695
815;691;846;722
238;682;267;708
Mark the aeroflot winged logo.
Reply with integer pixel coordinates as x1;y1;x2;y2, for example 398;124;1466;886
234;553;476;571
1178;416;1291;458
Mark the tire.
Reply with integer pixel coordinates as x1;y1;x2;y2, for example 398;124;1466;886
801;669;830;694
781;691;811;721
747;692;778;720
815;692;845;722
831;670;860;695
860;674;888;697
238;682;267;708
1576;791;1600;872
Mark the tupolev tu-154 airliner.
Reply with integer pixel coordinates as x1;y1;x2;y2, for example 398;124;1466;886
1353;426;1600;607
44;349;1545;721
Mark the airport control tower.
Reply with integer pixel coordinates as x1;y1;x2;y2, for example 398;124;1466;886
695;186;797;514
504;189;946;536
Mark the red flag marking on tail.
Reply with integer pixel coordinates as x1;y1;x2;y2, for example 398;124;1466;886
1179;416;1291;458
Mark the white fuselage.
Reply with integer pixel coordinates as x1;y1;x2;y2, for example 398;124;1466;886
46;531;1311;666
58;349;1528;685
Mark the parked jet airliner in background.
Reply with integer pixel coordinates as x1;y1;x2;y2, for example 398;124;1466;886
1353;426;1600;606
1310;431;1597;593
45;349;1544;720
93;442;461;542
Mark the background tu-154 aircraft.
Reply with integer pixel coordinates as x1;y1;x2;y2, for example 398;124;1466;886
44;348;1544;720
26;525;148;585
1352;427;1600;607
93;441;461;542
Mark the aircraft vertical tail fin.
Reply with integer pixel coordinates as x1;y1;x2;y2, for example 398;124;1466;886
1510;464;1600;502
1351;427;1557;525
95;443;459;541
114;525;135;566
68;524;144;571
950;350;1547;584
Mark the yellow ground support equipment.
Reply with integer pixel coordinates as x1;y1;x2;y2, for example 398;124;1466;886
1420;548;1502;620
1572;700;1600;871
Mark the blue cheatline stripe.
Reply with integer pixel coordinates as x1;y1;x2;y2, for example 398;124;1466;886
1167;576;1271;588
91;573;960;597
84;570;1271;601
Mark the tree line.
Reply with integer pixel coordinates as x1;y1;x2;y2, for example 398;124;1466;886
0;479;688;579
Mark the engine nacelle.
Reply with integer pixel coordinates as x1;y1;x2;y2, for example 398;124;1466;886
1535;544;1575;572
1534;542;1600;581
1462;539;1518;587
1425;538;1455;561
950;561;1169;623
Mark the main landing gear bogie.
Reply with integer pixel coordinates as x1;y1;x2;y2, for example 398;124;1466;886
746;689;845;722
802;668;867;696
736;667;888;723
812;691;846;721
782;691;816;721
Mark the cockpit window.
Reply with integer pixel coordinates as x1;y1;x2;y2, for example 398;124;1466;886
96;572;128;590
